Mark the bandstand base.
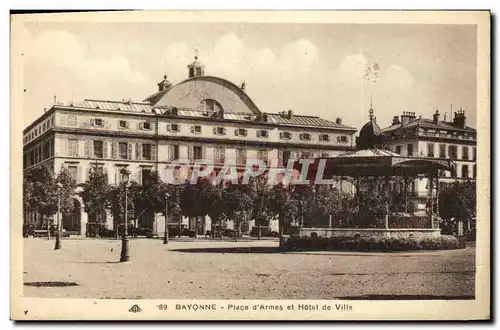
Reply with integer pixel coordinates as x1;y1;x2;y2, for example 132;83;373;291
299;227;441;240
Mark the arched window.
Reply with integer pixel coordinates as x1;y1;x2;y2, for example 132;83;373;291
200;99;223;112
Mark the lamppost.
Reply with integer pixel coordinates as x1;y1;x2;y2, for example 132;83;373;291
120;168;131;263
54;182;63;250
164;193;170;244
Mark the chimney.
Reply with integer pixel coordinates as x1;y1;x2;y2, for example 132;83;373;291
453;108;466;128
401;111;411;126
433;109;440;124
287;109;294;119
335;117;342;125
392;116;400;125
408;112;416;122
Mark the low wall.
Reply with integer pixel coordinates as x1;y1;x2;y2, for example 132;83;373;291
299;227;441;240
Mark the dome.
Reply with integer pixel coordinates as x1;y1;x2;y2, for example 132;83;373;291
356;107;383;149
359;119;381;139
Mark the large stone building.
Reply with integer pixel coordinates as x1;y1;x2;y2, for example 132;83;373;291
23;56;357;236
380;108;477;216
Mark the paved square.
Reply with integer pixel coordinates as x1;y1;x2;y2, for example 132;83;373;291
23;238;475;299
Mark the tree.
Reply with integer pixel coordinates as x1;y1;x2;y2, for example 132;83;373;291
108;180;140;237
24;166;58;236
246;177;272;239
56;166;77;217
79;165;111;236
268;183;298;248
223;184;253;241
135;171;166;235
439;180;476;235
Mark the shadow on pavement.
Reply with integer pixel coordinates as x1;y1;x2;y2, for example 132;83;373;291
24;281;79;287
338;295;475;300
171;246;283;254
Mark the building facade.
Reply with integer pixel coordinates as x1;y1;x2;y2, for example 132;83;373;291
381;109;477;215
23;56;357;236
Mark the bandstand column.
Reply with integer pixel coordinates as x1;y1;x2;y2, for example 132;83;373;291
428;172;435;228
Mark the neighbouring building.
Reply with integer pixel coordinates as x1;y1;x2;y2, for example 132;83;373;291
381;108;477;217
23;55;357;236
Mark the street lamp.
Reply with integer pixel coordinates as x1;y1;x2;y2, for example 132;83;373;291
300;200;304;228
54;182;63;250
120;168;131;263
164;192;170;244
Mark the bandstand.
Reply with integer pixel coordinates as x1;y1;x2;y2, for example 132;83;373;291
295;110;456;239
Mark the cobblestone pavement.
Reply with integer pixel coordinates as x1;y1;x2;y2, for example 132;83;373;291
22;238;475;299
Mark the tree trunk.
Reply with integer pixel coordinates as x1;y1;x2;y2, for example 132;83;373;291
278;213;285;248
257;225;261;240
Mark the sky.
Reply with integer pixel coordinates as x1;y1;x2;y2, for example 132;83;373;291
18;22;477;131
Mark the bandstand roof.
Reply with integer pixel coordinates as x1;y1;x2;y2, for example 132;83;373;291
297;148;455;178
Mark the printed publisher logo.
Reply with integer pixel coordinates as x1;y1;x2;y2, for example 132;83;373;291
129;305;142;313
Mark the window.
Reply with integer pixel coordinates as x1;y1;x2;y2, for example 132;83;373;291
214;147;225;164
236;148;247;165
51;118;54;126
23;153;27;168
319;134;330;142
168;124;180;132
191;125;202;134
301;152;310;159
200;99;223;112
93;118;104;127
300;133;311;141
439;144;446;158
172;145;180;160
235;128;248;137
67;115;77;126
42;123;46;131
282;150;291;165
321;152;330;157
407;144;414;156
118;142;128;159
49;140;54;157
257;130;269;138
337;136;348;143
142;122;151;130
473;165;476;178
68;139;78;157
473;147;476;160
142;168;152;185
462;146;469;160
427;143;435;157
461;165;469;178
395;146;402;154
212;127;226;135
142;144;152;160
280;132;291;140
448;145;457;159
257;150;268;162
93;141;103;158
68;166;78;182
119;120;128;129
193;146;203;160
43;142;50;159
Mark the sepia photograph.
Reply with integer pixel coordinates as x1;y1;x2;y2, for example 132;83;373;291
10;10;490;320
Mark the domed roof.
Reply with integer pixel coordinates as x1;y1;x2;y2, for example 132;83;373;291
356;107;383;149
359;119;381;139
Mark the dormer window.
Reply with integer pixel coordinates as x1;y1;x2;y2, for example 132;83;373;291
337;136;348;143
92;118;104;127
119;120;128;129
200;99;223;112
280;131;292;140
142;122;152;130
167;124;180;132
300;133;311;141
257;130;269;138
319;134;330;142
190;125;202;134
214;127;226;136
235;128;248;137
